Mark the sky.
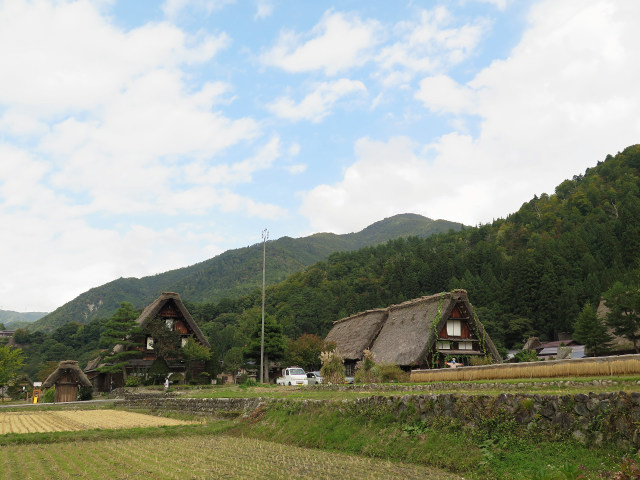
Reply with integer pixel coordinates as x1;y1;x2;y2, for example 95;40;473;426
1;0;639;313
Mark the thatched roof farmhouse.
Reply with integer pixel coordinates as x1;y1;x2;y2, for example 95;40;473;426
43;360;92;402
325;290;501;373
85;292;210;391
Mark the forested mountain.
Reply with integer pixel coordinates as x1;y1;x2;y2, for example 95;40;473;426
184;145;640;357
30;214;462;332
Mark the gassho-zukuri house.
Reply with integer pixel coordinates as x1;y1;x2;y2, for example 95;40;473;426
325;290;502;374
85;292;210;391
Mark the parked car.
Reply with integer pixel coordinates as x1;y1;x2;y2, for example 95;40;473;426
276;367;308;386
306;371;323;385
345;376;355;384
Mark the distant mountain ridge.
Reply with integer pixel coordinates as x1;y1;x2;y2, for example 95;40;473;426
0;310;48;330
30;214;463;332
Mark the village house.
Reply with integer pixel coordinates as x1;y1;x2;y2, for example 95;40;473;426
85;292;210;391
325;290;502;375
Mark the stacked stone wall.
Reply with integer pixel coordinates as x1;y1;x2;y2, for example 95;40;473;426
122;391;640;446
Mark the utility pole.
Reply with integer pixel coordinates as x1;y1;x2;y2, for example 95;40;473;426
260;228;269;384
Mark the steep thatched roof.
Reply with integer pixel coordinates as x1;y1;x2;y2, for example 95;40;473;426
43;360;92;388
325;309;387;360
136;292;210;348
325;290;502;367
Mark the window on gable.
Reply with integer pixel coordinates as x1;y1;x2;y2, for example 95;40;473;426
446;319;461;337
146;336;154;350
166;319;174;330
437;341;451;350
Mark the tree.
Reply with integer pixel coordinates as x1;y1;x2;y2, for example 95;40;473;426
572;303;612;356
97;302;142;380
283;334;331;371
223;347;244;382
244;315;285;383
182;337;211;382
0;345;24;401
603;281;640;352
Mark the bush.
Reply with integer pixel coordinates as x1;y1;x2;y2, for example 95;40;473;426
378;364;409;383
125;376;142;387
320;350;345;384
240;377;257;389
354;349;381;383
42;388;55;403
78;386;93;401
512;350;538;363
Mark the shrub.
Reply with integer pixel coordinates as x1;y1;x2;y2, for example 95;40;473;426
125;376;142;387
512;349;538;363
320;350;345;384
354;349;380;383
78;386;93;401
42;388;55;403
240;377;257;389
378;364;409;383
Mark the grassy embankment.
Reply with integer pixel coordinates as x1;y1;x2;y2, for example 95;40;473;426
3;377;640;479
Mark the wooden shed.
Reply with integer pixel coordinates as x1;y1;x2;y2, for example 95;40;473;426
42;360;92;402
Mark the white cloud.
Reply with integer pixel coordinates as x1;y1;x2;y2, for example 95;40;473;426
468;0;512;10
0;0;284;311
184;136;282;185
415;75;476;115
375;6;488;85
260;10;381;75
301;0;640;232
268;79;366;122
162;0;235;20
255;0;274;19
0;1;229;116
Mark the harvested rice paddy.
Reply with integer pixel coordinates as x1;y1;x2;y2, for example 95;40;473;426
0;409;197;434
0;434;459;480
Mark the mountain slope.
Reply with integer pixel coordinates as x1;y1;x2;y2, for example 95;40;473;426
216;144;640;346
31;214;462;331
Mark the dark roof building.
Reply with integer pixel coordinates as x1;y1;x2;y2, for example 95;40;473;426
85;292;210;391
325;290;501;372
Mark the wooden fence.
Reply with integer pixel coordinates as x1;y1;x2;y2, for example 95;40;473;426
410;354;640;382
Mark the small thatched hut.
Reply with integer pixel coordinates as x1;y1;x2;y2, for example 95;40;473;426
42;360;92;402
325;290;502;374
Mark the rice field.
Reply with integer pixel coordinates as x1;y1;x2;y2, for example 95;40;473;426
0;409;197;434
411;353;640;382
0;434;460;480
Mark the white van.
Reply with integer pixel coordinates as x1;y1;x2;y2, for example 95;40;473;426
276;367;308;385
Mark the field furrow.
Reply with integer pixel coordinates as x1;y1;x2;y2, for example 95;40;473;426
0;409;196;434
0;433;459;479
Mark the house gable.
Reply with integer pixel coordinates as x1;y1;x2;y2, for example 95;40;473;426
137;292;210;350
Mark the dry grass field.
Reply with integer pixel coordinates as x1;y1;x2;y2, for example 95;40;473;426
0;434;460;480
0;409;197;434
411;354;640;382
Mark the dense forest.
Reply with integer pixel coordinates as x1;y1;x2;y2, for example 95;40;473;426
5;144;640;381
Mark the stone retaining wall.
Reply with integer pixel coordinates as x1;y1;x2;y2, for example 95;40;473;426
121;393;267;416
122;391;640;446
